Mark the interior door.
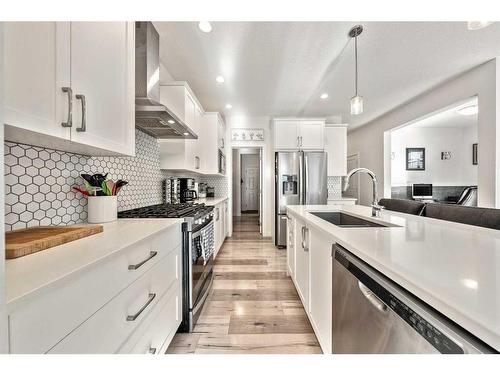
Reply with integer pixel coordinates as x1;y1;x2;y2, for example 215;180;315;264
70;22;134;155
243;167;259;211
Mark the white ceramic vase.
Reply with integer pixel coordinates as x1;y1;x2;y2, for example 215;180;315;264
87;196;118;223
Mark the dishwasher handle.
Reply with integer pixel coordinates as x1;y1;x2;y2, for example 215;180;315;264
358;281;387;312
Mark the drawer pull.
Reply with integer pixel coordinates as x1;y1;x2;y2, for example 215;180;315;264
126;293;156;321
128;251;158;270
148;347;157;354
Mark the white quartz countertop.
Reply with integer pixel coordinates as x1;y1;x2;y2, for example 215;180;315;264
287;204;500;351
327;197;357;201
5;219;183;308
195;197;228;206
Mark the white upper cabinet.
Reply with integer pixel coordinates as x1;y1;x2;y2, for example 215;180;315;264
299;120;324;150
159;83;199;133
4;22;71;143
202;112;225;175
325;124;347;176
274;120;300;149
70;22;135;156
159;83;206;173
4;22;135;156
274;118;325;150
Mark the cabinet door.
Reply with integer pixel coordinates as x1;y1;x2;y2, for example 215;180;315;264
217;116;226;153
70;22;135;156
309;228;333;353
274;120;299;150
4;22;71;142
299;121;324;150
325;126;347;176
286;215;295;277
202;113;219;174
294;219;309;310
214;205;221;256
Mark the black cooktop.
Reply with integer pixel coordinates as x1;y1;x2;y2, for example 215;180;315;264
118;203;213;219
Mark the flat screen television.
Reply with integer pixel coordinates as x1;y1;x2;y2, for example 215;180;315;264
413;184;433;199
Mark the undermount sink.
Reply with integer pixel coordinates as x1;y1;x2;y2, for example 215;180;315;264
310;212;389;228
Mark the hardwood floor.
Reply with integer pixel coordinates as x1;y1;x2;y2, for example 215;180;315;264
166;214;322;354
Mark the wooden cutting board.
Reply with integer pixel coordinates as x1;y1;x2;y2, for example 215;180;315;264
5;225;104;259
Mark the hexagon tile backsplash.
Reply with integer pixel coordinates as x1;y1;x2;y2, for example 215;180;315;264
5;130;168;231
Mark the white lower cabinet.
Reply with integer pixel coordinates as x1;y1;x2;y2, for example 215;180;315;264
286;215;295;277
8;225;182;354
214;199;228;257
293;217;309;310
289;213;333;354
308;227;333;354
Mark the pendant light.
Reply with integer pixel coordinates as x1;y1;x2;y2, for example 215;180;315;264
349;25;364;115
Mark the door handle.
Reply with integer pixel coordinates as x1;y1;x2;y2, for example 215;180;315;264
358;281;387;312
61;87;73;128
148;347;157;354
75;94;86;132
128;251;158;270
126;293;156;321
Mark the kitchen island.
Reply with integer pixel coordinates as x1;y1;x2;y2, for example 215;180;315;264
286;204;500;353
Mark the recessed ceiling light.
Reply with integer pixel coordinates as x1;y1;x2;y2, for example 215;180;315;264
320;93;329;100
457;105;478;116
183;132;190;136
198;21;212;33
216;76;225;84
467;21;494;30
462;278;478;290
167;120;175;124
225;104;232;109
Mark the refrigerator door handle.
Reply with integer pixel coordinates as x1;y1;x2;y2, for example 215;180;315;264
304;154;309;204
299;152;304;205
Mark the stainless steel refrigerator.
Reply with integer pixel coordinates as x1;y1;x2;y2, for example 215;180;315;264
275;151;328;247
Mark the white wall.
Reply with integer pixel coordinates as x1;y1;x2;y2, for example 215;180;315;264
348;59;499;208
391;126;477;186
1;22;9;353
226;116;273;237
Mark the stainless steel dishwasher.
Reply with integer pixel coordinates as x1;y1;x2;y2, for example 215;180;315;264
331;243;493;354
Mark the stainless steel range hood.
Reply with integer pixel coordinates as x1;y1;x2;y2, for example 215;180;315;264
135;22;197;139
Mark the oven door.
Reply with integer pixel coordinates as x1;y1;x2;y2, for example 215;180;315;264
190;220;214;316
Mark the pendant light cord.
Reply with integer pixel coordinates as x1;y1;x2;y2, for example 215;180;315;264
354;35;358;96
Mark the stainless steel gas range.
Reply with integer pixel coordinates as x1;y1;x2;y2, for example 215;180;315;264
118;203;215;332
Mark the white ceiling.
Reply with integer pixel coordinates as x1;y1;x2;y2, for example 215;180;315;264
154;22;500;130
410;98;478;129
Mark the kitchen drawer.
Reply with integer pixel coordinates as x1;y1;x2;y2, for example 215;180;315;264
48;247;180;353
120;281;181;354
8;225;181;354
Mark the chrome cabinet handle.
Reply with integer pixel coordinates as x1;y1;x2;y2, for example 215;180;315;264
221;138;225;149
300;136;303;147
195;156;200;169
148;347;157;354
126;293;156;321
358;281;387;312
75;94;86;132
301;226;309;251
128;251;158;270
61;87;73;128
